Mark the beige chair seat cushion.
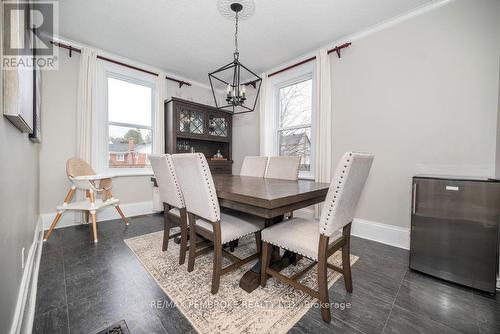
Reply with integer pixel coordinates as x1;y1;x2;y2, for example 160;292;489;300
195;211;265;244
262;218;342;261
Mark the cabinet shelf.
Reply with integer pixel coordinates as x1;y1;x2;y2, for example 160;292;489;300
176;133;230;143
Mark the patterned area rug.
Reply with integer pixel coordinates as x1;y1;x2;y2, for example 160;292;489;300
124;231;358;334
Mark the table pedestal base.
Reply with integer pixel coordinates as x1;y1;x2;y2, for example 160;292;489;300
240;246;297;293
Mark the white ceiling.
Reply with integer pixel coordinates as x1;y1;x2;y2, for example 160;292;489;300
58;0;435;84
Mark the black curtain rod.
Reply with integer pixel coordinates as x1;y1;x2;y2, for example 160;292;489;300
50;41;192;88
268;42;352;78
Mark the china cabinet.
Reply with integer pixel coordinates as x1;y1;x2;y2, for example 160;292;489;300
165;98;233;174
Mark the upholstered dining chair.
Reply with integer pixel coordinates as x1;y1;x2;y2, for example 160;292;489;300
172;153;265;294
265;156;301;220
44;157;129;243
240;156;269;177
260;152;374;322
149;154;190;265
264;156;301;180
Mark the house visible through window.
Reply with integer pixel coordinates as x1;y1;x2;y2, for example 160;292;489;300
276;78;313;177
107;76;153;169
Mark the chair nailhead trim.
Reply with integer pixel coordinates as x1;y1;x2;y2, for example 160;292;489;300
261;238;317;261
166;155;185;208
197;153;220;221
320;151;354;235
224;228;263;244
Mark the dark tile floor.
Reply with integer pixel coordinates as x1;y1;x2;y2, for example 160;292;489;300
33;214;500;334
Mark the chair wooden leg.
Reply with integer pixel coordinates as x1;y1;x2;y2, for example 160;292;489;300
211;221;223;294
261;242;271;288
187;213;196;272
342;223;353;293
255;231;262;254
162;203;171;252
318;235;331;323
212;241;222;294
44;212;63;241
342;242;353;293
84;210;89;223
179;208;188;265
44;187;76;241
90;211;98;243
115;205;129;225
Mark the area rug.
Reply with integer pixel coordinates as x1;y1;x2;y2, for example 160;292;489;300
124;231;358;334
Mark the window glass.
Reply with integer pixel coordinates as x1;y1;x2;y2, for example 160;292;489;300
279;80;312;128
107;77;153;169
108;78;152;126
278;126;311;172
277;78;313;174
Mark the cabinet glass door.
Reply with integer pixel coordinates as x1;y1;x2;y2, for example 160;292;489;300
208;115;228;137
178;108;204;135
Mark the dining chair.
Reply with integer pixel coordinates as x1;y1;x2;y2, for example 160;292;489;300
172;153;265;294
265;155;301;220
260;152;374;322
149;154;190;265
240;156;269;177
43;157;129;243
264;156;301;181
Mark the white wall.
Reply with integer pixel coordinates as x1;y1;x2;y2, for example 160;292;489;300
0;3;41;331
496;59;500;179
330;0;500;229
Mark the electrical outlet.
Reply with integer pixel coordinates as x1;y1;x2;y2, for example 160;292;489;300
21;247;25;269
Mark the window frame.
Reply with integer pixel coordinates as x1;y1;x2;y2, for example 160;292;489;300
96;61;156;176
272;63;316;180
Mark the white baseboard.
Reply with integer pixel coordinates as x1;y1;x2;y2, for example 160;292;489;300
40;200;155;230
10;217;43;334
351;218;410;250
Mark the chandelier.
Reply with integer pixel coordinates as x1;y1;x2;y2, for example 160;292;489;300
209;1;262;114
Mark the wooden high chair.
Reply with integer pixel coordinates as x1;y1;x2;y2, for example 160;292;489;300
43;157;129;243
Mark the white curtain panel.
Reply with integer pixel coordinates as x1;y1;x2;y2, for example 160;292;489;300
75;47;98;223
152;72;166;212
153;72;166;154
259;72;274;155
314;48;333;217
76;47;98;163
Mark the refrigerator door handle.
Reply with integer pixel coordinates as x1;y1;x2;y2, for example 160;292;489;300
412;183;417;215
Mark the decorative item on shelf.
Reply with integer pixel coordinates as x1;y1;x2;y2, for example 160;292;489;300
177;140;191;152
190;147;195;153
208;0;262;115
211;150;227;160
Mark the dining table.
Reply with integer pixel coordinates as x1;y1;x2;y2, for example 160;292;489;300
152;174;330;292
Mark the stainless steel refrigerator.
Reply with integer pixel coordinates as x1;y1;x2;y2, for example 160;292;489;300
410;175;500;293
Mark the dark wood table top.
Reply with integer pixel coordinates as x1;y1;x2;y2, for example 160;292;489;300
152;174;330;218
213;175;330;218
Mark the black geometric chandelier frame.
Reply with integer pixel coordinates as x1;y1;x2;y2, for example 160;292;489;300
209;1;262;115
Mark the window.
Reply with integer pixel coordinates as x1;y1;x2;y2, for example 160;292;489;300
275;74;314;179
106;75;154;170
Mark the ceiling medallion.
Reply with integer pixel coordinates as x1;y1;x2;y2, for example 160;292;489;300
209;1;262;114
